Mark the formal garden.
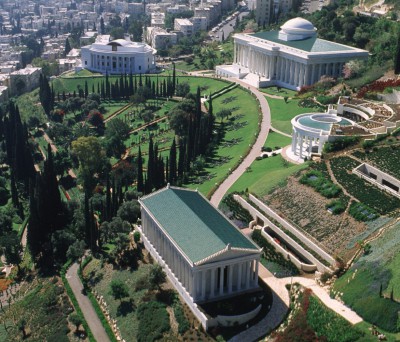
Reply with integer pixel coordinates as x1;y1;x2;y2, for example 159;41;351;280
329;156;400;215
352;144;400;179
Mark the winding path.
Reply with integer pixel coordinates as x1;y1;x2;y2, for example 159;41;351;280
66;262;111;342
209;79;272;206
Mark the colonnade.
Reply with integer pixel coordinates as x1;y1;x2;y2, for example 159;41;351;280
291;130;325;158
89;53;137;74
141;209;260;303
234;42;345;88
193;258;259;302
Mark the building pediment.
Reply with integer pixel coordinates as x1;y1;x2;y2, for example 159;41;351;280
195;245;261;266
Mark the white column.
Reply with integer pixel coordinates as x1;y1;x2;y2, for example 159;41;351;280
201;270;206;300
219;267;224;295
299;135;304;158
237;263;242;291
291;130;297;152
308;137;312;156
228;265;233;294
318;138;324;154
211;268;215;297
245;261;250;289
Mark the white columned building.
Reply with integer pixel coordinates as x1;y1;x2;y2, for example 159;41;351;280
81;37;156;75
216;17;369;90
138;186;261;305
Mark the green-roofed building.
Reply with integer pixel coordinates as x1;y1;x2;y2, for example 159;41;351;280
138;185;261;310
216;17;369;90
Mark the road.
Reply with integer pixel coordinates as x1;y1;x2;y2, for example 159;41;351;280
66;262;111;342
210;11;250;43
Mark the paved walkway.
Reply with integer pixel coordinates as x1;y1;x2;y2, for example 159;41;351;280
210;78;272;206
66;262;110;342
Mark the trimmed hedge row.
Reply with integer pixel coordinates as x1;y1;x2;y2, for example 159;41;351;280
300;170;342;198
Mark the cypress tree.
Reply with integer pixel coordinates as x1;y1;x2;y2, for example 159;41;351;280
169;138;177;184
84;190;91;249
105;71;110;99
64;38;71;56
129;73;134;96
137;145;144;193
395;31;400;74
146;137;154;193
177;137;185;179
84;80;88;98
92;83;95;94
105;174;111;221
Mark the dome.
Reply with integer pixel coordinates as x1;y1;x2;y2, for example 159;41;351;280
281;18;316;32
279;17;317;41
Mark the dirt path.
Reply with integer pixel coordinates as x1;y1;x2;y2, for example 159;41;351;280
66;262;110;342
104;103;132;123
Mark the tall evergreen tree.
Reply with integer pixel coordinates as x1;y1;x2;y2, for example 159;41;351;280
137;145;144;193
168;138;177;184
64;38;71;56
395;31;400;75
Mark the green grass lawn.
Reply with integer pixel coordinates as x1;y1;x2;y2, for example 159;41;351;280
259;87;297;98
228;154;308;196
15;88;46;125
354;321;400;342
174;57;203;72
268;97;319;135
263;131;292;150
186;86;260;196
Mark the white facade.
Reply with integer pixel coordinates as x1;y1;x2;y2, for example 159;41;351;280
216;18;369;90
138;186;261;307
81;38;156;75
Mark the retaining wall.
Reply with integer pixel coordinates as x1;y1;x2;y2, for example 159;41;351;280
233;195;330;273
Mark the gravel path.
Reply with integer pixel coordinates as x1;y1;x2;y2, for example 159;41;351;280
66;262;111;342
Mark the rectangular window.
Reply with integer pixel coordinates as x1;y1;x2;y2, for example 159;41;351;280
85;61;87;65
112;45;117;51
139;66;141;70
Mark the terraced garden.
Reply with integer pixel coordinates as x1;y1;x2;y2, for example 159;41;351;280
330;156;400;214
352;145;400;179
333;220;400;336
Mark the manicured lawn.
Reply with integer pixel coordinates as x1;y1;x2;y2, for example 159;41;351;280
174;57;203;71
263;131;291;150
259;86;297;98
228;154;308;196
268;97;319;135
186;86;260;196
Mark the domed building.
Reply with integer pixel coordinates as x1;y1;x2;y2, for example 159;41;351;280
216;17;369;90
81;37;156;75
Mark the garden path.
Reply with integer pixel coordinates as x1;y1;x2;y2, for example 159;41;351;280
66;262;111;342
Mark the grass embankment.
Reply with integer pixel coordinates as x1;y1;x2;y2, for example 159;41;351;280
259;87;297;98
333;220;400;335
186;86;260;195
228;154;307;197
268;97;319;135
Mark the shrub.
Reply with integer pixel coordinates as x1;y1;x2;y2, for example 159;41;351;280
349;202;378;221
136;301;170;342
300;170;341;198
325;200;345;215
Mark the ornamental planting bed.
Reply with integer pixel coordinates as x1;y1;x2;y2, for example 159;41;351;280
352;145;400;179
329;156;400;214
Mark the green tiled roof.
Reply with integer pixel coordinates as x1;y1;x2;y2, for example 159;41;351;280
140;187;259;264
249;31;354;53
